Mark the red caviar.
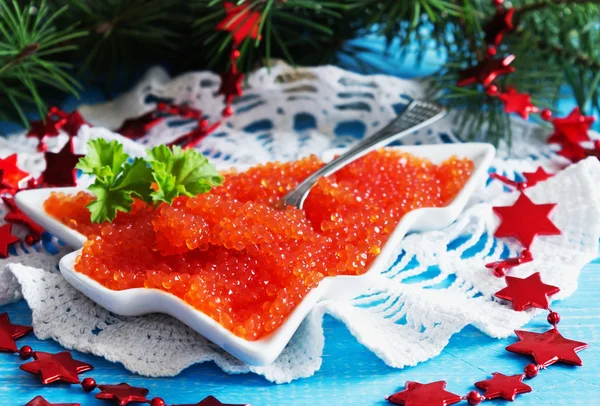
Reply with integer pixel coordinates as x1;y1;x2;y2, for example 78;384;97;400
44;150;473;340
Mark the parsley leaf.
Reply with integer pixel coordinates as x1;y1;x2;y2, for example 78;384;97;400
147;145;223;204
76;138;129;180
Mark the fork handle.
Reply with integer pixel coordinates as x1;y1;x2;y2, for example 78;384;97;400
281;100;447;209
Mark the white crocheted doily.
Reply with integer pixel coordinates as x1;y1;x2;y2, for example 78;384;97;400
1;64;599;384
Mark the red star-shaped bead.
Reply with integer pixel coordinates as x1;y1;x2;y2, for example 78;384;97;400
173;395;249;406
216;2;262;46
475;372;532;401
497;87;538;119
117;111;164;140
522;167;553;187
20;351;93;384
0;153;30;189
457;55;515;87
0;223;20;258
493;193;561;249
27;116;66;142
25;396;80;406
42;140;83;187
548;107;595;144
0;312;33;352
484;8;515;45
61;111;88;137
386;381;462;406
557;139;587;162
506;329;587;366
3;197;44;244
218;68;244;104
495;272;560;311
95;383;149;405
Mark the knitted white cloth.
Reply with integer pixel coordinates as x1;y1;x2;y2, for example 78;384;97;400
0;64;599;383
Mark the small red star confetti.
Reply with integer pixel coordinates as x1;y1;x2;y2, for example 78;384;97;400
61;111;88;137
0;223;20;258
506;329;588;366
474;372;532;401
42;140;83;187
495;272;560;311
3;197;44;244
0;312;33;352
95;383;149;405
116;111;165;140
25;396;80;406
493;193;561;248
216;2;262;46
0;154;29;189
218;68;244;105
484;8;515;45
457;55;515;87
548;107;595;144
173;395;249;406
497;88;538;119
522;167;553;187
20;351;93;384
386;381;462;406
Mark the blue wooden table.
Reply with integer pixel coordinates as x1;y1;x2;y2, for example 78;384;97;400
1;53;598;405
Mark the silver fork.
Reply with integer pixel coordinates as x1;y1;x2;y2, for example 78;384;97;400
279;100;447;209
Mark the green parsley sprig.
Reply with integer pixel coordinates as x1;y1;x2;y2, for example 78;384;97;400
76;139;223;223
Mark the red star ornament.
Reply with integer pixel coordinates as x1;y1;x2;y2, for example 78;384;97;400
522;167;553;187
386;381;462;406
173;395;249;406
219;68;244;105
484;8;515;45
42;140;83;187
95;383;149;405
3;197;45;243
557;138;587;162
506;329;588;366
20;351;93;384
497;87;538;119
0;223;20;258
26;396;80;406
548;107;595;144
493;193;561;249
216;2;262;46
495;272;560;311
27;116;66;143
62;111;88;137
457;55;515;87
0;153;30;189
0;312;33;352
474;372;532;401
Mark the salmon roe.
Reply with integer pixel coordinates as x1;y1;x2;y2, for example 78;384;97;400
44;150;473;340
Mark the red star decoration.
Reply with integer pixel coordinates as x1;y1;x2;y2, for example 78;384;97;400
173;395;249;406
219;68;244;105
497;88;538;119
506;329;588;366
557;139;587;162
25;396;80;406
61;111;88;137
474;372;532;401
0;312;33;352
495;272;560;311
0;154;29;189
522;167;553;187
27;117;65;142
0;223;20;258
386;381;462;406
493;193;561;249
3;197;44;244
42;140;83;187
548;107;595;144
457;55;515;87
95;383;149;405
484;8;515;45
117;111;165;140
216;2;262;46
20;351;93;384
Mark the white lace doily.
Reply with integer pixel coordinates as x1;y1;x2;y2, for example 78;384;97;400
1;64;599;384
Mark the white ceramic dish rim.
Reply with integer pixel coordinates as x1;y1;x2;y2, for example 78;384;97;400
15;143;495;366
